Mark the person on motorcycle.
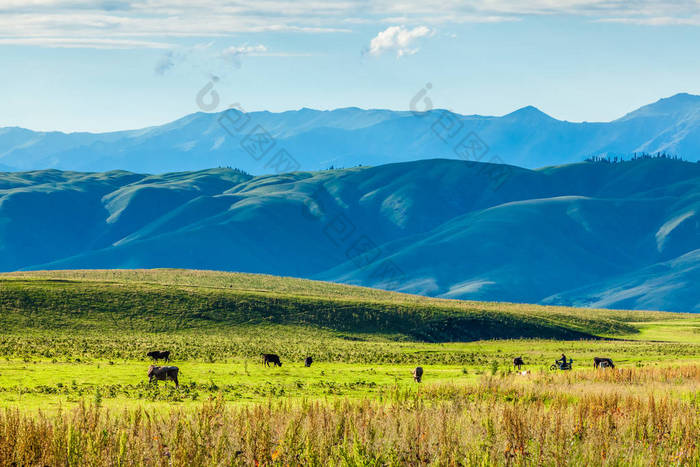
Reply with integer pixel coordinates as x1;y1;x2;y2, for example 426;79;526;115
557;353;567;369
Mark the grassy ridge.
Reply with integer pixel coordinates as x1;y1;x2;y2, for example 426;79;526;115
0;269;680;341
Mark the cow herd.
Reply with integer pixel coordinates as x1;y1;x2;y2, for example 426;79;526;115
145;351;312;388
144;350;617;389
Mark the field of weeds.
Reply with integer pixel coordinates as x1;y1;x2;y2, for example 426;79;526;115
1;365;698;466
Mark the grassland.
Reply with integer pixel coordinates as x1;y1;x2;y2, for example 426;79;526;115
0;269;699;465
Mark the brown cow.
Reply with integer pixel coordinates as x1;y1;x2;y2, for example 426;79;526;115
148;365;179;387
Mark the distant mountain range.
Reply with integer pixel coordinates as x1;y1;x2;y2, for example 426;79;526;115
1;93;700;173
0;157;697;312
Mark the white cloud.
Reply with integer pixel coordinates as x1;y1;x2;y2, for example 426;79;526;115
368;25;432;57
218;44;310;61
219;44;268;68
0;1;698;51
221;44;268;58
596;16;700;26
0;37;172;49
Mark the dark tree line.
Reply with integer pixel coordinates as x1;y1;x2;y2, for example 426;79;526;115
584;152;696;164
215;167;251;175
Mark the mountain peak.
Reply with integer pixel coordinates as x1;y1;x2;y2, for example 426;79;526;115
504;105;552;119
663;92;700;103
617;93;700;121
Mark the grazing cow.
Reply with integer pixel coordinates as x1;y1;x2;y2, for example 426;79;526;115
304;356;313;367
513;356;525;371
261;353;282;367
148;365;179;387
593;357;615;369
413;366;423;383
147;350;170;363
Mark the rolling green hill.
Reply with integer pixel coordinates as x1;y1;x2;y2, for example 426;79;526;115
0;158;697;312
0;269;688;342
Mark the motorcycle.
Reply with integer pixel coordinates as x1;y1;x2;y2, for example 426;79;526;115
550;359;573;371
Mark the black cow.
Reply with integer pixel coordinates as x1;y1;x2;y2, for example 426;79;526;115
593;357;615;369
513;356;525;371
147;350;170;362
148;365;179;387
304;356;313;367
262;353;282;367
413;367;423;383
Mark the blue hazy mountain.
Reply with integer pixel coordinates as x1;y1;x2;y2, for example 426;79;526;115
0;158;697;312
1;94;700;173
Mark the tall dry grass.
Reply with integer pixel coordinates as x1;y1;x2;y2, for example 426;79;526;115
1;365;699;466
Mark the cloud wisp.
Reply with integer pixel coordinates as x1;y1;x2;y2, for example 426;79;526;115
0;37;173;49
218;44;267;68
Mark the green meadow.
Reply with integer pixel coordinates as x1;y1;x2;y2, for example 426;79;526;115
0;269;698;411
0;269;699;465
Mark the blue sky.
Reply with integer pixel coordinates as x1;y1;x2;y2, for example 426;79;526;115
2;1;700;132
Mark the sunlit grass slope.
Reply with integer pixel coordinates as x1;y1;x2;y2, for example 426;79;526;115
0;269;693;342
